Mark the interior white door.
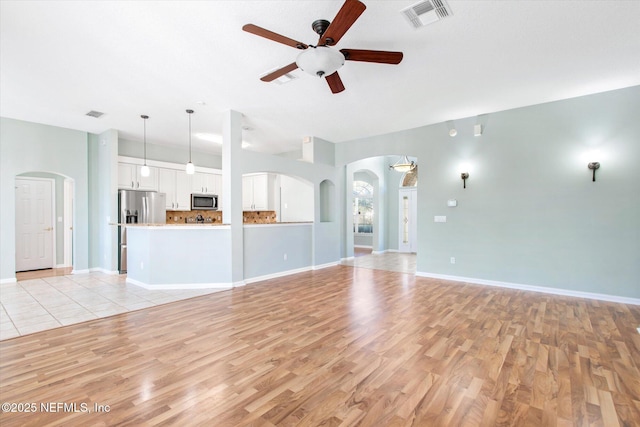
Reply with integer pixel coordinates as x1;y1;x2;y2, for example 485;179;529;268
399;188;417;253
15;178;54;271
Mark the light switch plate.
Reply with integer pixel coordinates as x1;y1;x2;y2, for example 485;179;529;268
447;199;457;207
434;216;447;223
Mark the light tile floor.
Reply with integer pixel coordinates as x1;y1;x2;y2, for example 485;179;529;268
0;272;226;341
341;251;416;274
2;254;415;341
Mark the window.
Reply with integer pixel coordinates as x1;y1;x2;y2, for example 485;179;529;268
353;180;373;233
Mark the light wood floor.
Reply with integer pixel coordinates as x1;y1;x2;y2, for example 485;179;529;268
1;266;639;426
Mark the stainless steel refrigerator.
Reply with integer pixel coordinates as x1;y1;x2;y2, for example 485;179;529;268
118;190;166;273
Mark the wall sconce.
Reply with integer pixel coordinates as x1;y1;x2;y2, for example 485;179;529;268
458;162;471;188
461;171;469;188
588;161;600;182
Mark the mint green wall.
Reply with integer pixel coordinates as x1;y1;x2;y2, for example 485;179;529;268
97;130;119;272
240;147;343;270
0;117;89;280
336;86;640;299
118;138;222;169
88;133;100;268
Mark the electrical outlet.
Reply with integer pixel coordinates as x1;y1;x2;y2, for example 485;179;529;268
284;253;287;261
450;257;456;264
140;261;144;270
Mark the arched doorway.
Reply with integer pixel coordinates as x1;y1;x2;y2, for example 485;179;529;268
352;169;378;256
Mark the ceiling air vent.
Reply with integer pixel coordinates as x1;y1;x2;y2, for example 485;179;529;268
401;0;452;28
274;73;298;85
85;110;104;118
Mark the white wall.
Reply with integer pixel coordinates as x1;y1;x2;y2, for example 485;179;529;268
280;175;313;222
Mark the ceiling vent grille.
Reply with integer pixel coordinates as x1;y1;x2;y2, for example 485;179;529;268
85;110;105;118
274;73;297;85
401;0;452;28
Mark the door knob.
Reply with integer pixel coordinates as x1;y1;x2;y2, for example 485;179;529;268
44;227;53;231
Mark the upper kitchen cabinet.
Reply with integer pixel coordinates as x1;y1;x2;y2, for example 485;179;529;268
118;163;158;191
243;173;275;211
192;172;221;195
158;168;191;211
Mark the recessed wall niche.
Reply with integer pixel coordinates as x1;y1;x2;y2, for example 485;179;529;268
319;179;335;222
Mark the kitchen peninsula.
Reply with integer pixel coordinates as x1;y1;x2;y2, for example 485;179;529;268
125;223;233;289
125;210;313;289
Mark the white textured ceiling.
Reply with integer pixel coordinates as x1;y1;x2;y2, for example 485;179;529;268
2;1;639;155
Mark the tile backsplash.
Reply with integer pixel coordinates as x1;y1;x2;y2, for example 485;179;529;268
243;211;277;224
166;210;277;224
166;210;222;224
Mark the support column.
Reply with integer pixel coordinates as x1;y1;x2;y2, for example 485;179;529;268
222;110;244;285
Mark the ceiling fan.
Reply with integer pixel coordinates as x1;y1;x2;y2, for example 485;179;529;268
242;0;403;94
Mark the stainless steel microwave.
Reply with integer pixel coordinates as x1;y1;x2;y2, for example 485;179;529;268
191;193;218;210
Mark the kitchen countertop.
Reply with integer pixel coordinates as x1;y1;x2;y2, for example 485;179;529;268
113;222;312;227
112;222;230;226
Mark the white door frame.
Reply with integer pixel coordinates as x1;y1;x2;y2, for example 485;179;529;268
15;176;56;271
63;178;74;267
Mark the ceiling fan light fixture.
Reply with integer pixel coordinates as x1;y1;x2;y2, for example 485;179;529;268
296;46;345;78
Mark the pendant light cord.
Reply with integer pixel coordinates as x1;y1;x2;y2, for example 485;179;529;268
187;109;194;162
141;114;149;166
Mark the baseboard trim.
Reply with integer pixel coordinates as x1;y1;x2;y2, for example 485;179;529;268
0;278;17;285
71;269;90;275
415;271;640;306
245;266;312;285
126;277;233;290
354;245;373;249
313;262;339;270
341;256;355;262
89;267;119;275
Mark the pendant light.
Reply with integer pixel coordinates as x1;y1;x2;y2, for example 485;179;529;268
185;109;195;175
389;155;416;172
140;115;150;177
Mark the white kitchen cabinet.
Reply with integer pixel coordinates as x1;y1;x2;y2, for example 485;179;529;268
176;171;191;210
158;168;191;211
192;172;220;195
118;163;158;191
243;173;272;210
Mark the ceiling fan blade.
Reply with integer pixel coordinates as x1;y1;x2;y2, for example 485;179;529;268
260;62;299;82
326;72;345;94
319;0;366;46
243;24;308;50
340;49;403;64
